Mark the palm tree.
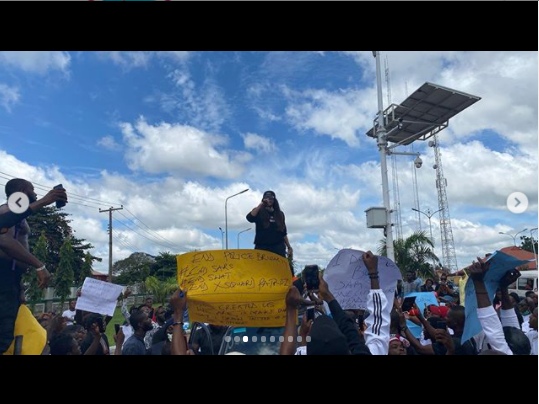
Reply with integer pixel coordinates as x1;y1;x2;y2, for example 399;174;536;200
145;276;178;306
378;231;440;280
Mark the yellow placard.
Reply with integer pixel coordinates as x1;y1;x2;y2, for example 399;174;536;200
3;305;47;356
177;250;293;328
459;274;469;308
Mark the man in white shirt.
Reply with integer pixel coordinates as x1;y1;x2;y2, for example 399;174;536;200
402;271;422;296
472;263;531;355
63;301;77;326
528;309;538;356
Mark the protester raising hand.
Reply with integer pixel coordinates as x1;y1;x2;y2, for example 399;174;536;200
170;290;188;356
469;257;491;282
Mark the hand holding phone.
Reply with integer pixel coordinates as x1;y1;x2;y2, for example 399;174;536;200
304;265;320;291
54;184;67;209
402;297;417;313
434;320;447;330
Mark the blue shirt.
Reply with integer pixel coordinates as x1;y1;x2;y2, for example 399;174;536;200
123;335;147;356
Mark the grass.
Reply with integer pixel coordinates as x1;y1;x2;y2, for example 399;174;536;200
105;307;126;346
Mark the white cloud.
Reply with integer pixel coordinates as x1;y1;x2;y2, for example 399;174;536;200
157;51;191;63
165;68;231;133
0;51;536;275
0;83;20;112
340;51;538;153
97;135;121;151
0;146;535;275
120;118;251;179
335;140;538;213
0;51;71;74
242;133;277;154
103;51;152;68
99;51;191;69
285;87;375;147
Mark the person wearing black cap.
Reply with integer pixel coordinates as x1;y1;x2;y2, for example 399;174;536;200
246;191;292;260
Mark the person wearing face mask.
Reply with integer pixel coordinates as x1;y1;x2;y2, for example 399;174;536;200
246;191;293;260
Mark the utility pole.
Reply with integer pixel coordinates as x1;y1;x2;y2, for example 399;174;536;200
373;51;395;263
100;206;124;282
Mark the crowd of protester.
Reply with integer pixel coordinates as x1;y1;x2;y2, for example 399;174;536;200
26;252;535;356
0;179;537;356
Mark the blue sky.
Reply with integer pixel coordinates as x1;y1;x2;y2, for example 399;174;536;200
0;51;537;274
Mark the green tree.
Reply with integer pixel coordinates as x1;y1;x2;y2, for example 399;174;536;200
24;231;48;311
78;252;94;287
520;236;538;254
27;207;100;281
150;252;178;280
378;231;439;280
145;276;177;306
113;252;155;285
55;237;76;309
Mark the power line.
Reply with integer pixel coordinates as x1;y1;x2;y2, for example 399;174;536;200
0;174;110;208
100;206;124;282
0;182;104;210
120;209;182;250
113;217;175;251
112;228;140;251
0;172;183;252
0;171;120;207
112;230;135;251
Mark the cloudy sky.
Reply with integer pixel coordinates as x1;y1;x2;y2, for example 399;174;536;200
0;51;537;274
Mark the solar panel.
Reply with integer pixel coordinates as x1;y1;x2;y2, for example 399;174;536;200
367;82;482;145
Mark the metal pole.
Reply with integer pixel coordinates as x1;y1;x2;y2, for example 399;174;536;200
531;228;538;270
500;229;528;247
100;206;124;283
428;215;434;243
515;229;528;247
237;228;252;250
109;210;112;280
374;51;395;263
219;228;225;250
225;189;249;250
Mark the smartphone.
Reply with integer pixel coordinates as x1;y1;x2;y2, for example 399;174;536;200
434;320;447;330
306;308;315;322
304;265;320;291
356;314;365;331
402;297;417;312
54;184;66;209
114;324;121;335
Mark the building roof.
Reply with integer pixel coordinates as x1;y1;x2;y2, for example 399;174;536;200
499;246;537;270
457;246;537;275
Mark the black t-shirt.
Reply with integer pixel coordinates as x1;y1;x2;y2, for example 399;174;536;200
246;210;287;247
81;333;110;356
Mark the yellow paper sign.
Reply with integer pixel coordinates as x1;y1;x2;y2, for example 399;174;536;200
3;305;47;356
177;250;293;328
459;274;469;308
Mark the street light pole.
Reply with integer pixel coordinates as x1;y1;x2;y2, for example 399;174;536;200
219;227;225;250
374;51;395;263
225;189;249;250
530;228;538;269
237;228;252;250
412;208;443;244
499;229;528;247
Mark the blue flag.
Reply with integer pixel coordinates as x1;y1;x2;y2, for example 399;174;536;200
462;251;532;343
